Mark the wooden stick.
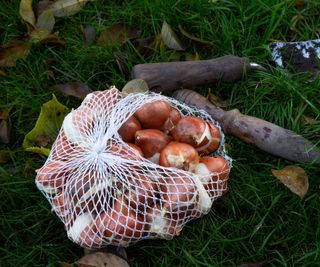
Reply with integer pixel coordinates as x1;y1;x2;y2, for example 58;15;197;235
173;89;320;164
132;56;251;92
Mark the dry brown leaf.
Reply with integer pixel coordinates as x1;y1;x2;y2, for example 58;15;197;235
35;0;53;17
48;0;94;17
82;26;96;45
295;0;305;8
161;21;185;51
76;252;129;267
185;52;200;61
30;9;55;42
19;0;36;27
0;149;11;164
59;262;74;267
40;33;65;46
301;115;317;126
97;23;139;46
178;25;212;47
132;35;161;57
122;79;149;95
0;108;12;144
51;81;92;99
0;41;31;68
271;165;309;199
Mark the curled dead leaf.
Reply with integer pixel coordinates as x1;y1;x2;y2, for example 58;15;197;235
271;165;309;199
40;33;65;46
0;108;12;144
122;79;149;95
161;21;185;51
30;9;55;43
132;35;161;57
97;23;139;46
47;0;94;17
51;81;92;99
178;25;212;47
76;252;129;267
0;41;31;68
19;0;36;27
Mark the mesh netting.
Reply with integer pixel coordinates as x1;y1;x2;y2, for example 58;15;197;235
36;87;232;248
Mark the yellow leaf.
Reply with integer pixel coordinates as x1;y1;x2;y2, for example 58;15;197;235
0;149;11;164
271;165;309;199
122;79;149;95
23;95;69;156
76;252;129;267
30;9;55;42
301;115;317;126
19;0;36;27
161;21;185;51
48;0;94;17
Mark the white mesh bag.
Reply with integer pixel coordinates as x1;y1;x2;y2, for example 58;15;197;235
36;87;232;248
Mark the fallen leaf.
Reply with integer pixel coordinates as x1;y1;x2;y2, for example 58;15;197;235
185;52;200;61
97;23;139;46
30;9;55;42
301;115;317;126
0;108;12;144
0;41;31;67
161;21;185;51
0;150;11;164
19;0;36;27
76;252;129;267
51;81;92;99
271;165;309;199
23;95;70;156
208;91;229;108
132;35;161;57
82;26;96;45
178;25;212;47
122;79;149;95
35;0;53;17
40;33;65;46
48;0;94;17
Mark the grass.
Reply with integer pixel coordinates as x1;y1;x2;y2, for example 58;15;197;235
1;0;320;266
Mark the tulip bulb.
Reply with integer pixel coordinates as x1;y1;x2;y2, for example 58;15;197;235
135;129;172;163
159;142;199;171
96;196;145;246
118;116;141;143
162;107;182;134
134;100;171;129
146;204;182;238
36;161;66;193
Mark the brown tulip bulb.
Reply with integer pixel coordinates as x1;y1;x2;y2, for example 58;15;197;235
134;100;171;129
159;175;197;211
118;116;141;143
162;107;182;134
197;122;221;154
36;161;66;193
171;116;209;147
135;129;172;163
96;196;145;246
159;142;199;171
195;156;230;195
146;204;182;238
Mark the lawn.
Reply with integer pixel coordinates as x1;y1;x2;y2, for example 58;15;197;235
1;0;320;266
